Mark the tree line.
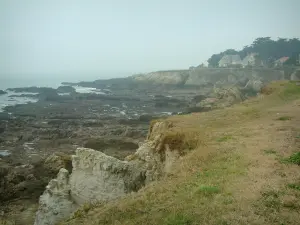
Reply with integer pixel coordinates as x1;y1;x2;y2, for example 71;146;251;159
207;37;300;67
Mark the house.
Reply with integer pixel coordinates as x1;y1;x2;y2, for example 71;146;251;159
274;57;289;67
218;55;242;67
242;53;262;67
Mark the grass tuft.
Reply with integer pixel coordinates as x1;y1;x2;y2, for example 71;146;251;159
276;116;292;121
258;190;282;212
287;183;300;191
282;152;300;165
263;149;277;155
159;131;201;154
216;135;233;142
196;185;220;196
164;214;193;225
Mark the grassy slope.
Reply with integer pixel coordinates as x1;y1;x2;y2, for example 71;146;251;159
62;81;300;225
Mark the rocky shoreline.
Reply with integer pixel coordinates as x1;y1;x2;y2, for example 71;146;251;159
0;83;197;224
1;68;295;224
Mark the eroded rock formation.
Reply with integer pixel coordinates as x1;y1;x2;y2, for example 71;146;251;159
34;121;181;225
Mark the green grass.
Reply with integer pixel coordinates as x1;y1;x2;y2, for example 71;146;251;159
196;185;220;196
287;183;300;191
216;135;233;142
280;81;300;99
281;152;300;165
164;214;193;225
277;116;292;121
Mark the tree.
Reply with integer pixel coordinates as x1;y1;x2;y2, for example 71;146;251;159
207;37;300;67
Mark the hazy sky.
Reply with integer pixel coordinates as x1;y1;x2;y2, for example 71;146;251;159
0;0;299;80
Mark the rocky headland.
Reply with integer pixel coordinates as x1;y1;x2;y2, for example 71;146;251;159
1;67;299;224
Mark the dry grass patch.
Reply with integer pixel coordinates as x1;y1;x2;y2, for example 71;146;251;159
263;149;277;155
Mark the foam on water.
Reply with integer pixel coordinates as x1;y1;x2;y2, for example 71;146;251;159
74;86;105;94
0;150;11;157
0;91;38;112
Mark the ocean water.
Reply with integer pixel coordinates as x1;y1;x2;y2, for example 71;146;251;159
0;77;105;112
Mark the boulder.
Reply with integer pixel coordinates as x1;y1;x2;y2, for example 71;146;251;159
244;79;264;92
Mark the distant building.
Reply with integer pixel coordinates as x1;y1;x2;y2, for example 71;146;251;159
242;53;262;67
274;57;289;67
218;55;242;67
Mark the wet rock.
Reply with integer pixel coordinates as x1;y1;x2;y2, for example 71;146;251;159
9;94;38;98
56;86;76;93
0;150;11;157
0;112;10;121
191;94;206;103
0;90;7;95
139;114;155;122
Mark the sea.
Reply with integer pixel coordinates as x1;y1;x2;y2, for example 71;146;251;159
0;77;105;112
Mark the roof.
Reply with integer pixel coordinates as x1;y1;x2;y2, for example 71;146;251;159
277;57;289;63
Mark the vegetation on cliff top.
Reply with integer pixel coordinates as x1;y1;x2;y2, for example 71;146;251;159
208;37;300;67
61;81;300;225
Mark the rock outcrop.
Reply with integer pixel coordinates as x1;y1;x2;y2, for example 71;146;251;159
0;90;7;95
34;169;77;225
291;69;300;81
132;68;285;87
34;121;182;225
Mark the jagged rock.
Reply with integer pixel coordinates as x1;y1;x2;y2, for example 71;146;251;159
44;153;72;175
244;79;264;92
34;168;77;225
70;148;146;204
34;121;182;225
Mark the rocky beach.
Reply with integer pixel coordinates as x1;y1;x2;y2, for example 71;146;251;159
0;67;297;224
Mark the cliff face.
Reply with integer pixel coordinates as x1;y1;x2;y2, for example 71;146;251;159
34;121;182;225
132;68;285;87
133;70;190;85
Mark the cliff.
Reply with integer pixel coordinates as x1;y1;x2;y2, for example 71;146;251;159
132;68;286;87
34;121;184;225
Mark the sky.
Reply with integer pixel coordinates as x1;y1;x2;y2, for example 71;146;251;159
0;0;299;81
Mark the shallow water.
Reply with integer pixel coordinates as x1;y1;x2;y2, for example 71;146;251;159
0;83;108;112
0;91;38;112
0;150;11;156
